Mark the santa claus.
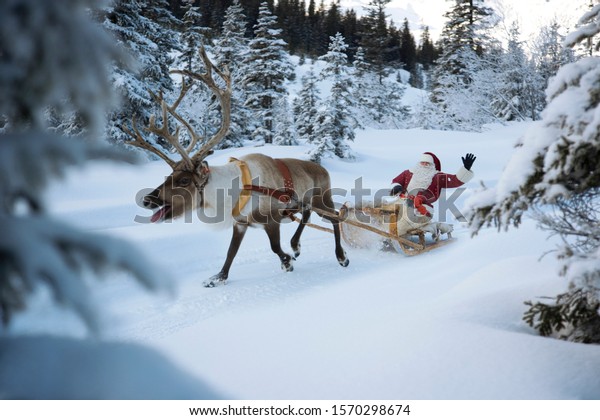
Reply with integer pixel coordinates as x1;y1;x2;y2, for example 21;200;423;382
390;152;476;218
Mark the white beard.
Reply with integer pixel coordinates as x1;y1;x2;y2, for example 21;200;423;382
406;164;437;194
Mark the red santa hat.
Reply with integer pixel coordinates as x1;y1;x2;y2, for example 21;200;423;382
420;152;441;171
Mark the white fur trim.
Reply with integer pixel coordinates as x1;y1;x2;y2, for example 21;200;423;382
456;166;474;183
420;154;434;165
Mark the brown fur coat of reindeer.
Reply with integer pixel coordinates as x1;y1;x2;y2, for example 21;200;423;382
124;47;349;287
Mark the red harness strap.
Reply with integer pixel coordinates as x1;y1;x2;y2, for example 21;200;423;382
243;159;296;204
275;159;295;193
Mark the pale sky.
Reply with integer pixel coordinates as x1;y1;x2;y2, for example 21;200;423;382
339;0;583;42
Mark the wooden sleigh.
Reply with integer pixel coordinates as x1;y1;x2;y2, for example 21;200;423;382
296;200;455;256
339;202;454;256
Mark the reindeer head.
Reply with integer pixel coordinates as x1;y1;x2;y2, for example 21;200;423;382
141;154;212;223
124;47;231;223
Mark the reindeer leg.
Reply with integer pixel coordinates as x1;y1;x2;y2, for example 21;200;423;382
204;222;248;287
327;215;349;267
265;223;294;272
314;196;349;268
290;206;311;258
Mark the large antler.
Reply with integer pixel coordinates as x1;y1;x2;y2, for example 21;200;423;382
124;46;231;168
123;79;196;169
172;46;232;161
122;116;178;169
146;84;196;169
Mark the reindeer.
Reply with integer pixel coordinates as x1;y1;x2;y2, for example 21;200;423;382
124;48;349;287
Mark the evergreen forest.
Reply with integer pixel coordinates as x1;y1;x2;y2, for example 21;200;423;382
89;0;582;157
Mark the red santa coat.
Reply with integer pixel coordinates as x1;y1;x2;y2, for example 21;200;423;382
391;166;474;207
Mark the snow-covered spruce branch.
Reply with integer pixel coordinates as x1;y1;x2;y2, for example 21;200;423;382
0;214;170;333
564;4;600;50
0;134;170;333
532;189;600;255
0;133;136;213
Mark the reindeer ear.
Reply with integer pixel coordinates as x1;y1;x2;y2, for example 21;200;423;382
192;154;210;174
199;160;210;175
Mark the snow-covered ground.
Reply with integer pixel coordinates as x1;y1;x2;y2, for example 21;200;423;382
5;121;600;400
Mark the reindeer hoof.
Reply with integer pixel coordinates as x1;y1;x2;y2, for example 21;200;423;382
281;255;294;272
204;279;227;288
338;253;349;267
293;245;301;258
204;273;228;288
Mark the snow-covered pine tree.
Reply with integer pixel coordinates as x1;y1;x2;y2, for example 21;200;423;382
409;93;441;130
310;33;356;163
458;40;520;127
103;0;180;148
487;22;542;121
359;74;411;129
530;21;575;113
349;42;409;130
534;21;575;82
214;0;249;72
273;96;298;146
350;47;372;126
428;48;499;131
241;2;294;144
303;0;327;56
427;0;496;130
359;0;392;84
410;63;426;90
293;68;321;144
0;0;167;332
213;0;252;148
433;0;494;83
417;25;437;72
466;4;600;343
385;20;402;67
415;26;437;91
178;0;210;73
378;75;411;129
399;18;417;76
